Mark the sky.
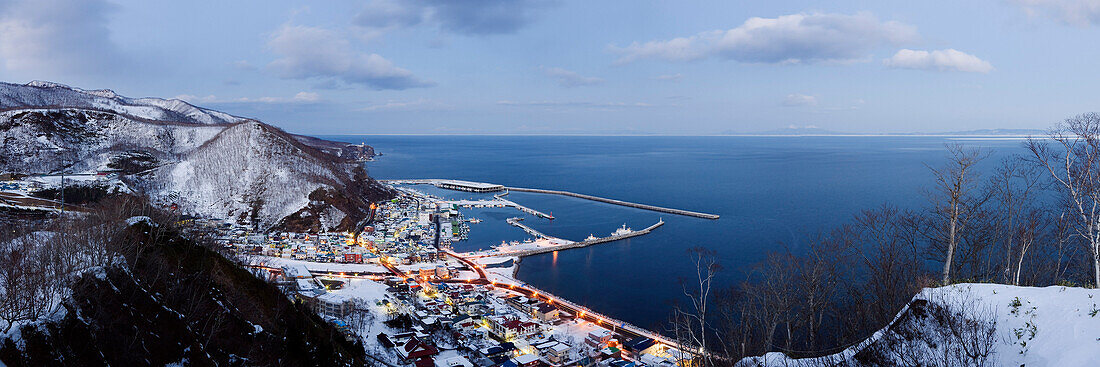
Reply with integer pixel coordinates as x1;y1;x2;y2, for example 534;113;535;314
0;0;1098;135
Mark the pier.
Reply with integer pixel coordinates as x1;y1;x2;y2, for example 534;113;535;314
506;187;719;219
495;192;554;219
506;217;552;239
381;179;718;219
490;219;665;257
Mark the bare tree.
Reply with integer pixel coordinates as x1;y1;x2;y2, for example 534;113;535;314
987;158;1048;285
669;247;721;366
926;143;988;285
1026;112;1100;287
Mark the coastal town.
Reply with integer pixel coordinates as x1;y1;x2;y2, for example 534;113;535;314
197;180;695;367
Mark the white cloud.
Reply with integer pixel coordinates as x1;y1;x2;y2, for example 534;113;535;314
175;91;322;104
358;98;452;111
0;0;124;75
1010;0;1100;26
610;12;917;64
883;49;993;73
653;73;684;81
266;24;433;90
541;67;604;87
782;94;818;107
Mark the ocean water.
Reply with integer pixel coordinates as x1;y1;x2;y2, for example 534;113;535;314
320;135;1027;331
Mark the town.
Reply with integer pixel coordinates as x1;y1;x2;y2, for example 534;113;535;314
208;181;695;367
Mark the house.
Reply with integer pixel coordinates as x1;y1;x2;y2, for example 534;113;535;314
622;337;660;360
343;252;363;263
488;316;539;341
533;341;571;366
434;355;474;367
397;337;440;362
512;353;541;367
585;329;612;349
531;303;559;322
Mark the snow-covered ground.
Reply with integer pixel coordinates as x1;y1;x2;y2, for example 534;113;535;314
251;256;388;274
741;283;1100;366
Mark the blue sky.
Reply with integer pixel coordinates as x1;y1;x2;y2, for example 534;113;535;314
1;0;1098;134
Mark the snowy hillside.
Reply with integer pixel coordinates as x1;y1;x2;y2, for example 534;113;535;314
136;121;386;229
740;284;1100;366
0;81;248;125
0;81;391;230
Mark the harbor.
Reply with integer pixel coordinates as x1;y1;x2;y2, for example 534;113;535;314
382;179;719;220
227;182;698;367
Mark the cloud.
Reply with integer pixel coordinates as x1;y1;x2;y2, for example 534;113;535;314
175;91;322;104
883;49;993;73
353;0;552;35
232;60;257;71
358;98;452;111
782;94;818;107
653;73;684;81
541;67;604;87
497;100;659;111
0;0;124;75
610;12;917;64
266;24;433;90
1010;0;1100;26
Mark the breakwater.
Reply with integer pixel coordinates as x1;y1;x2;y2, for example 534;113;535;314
502;220;664;257
506;187;719;219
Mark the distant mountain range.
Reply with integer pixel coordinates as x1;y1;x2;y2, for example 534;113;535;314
0;81;390;231
724;126;1047;136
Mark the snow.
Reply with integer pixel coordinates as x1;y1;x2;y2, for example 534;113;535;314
2;81;368;230
253;256;388;274
324;278;392;303
2;81;249;125
740;283;1100;366
125;216;155;226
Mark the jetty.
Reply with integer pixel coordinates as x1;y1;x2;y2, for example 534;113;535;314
384;179;718;220
506;187;719;219
490;219;665;257
506;217;552;239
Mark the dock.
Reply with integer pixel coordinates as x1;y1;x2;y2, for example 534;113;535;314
495;192;554;219
384;178;717;219
506;187;719;219
506;217;552;239
492;220;665;257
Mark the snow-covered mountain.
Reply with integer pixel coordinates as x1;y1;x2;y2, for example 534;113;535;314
0;81;248;125
0;81;390;231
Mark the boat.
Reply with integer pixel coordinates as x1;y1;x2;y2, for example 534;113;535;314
585;234;598;241
612;224;633;236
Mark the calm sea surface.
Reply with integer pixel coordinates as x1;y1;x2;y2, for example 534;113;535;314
319;135;1027;331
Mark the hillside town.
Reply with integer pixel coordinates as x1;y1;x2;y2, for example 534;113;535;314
206;187;695;367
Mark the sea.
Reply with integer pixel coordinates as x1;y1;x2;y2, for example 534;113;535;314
319;135;1029;332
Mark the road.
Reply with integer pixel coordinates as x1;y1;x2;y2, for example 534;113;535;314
438;248;700;356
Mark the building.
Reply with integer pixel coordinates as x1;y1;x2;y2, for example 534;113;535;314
532;303;559;322
397;337;440;362
434;180;505;193
488;316;539;341
435;265;452;279
435;356;474;367
343;253;363;263
315;293;354;318
585;329;612;349
512;353;541;367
